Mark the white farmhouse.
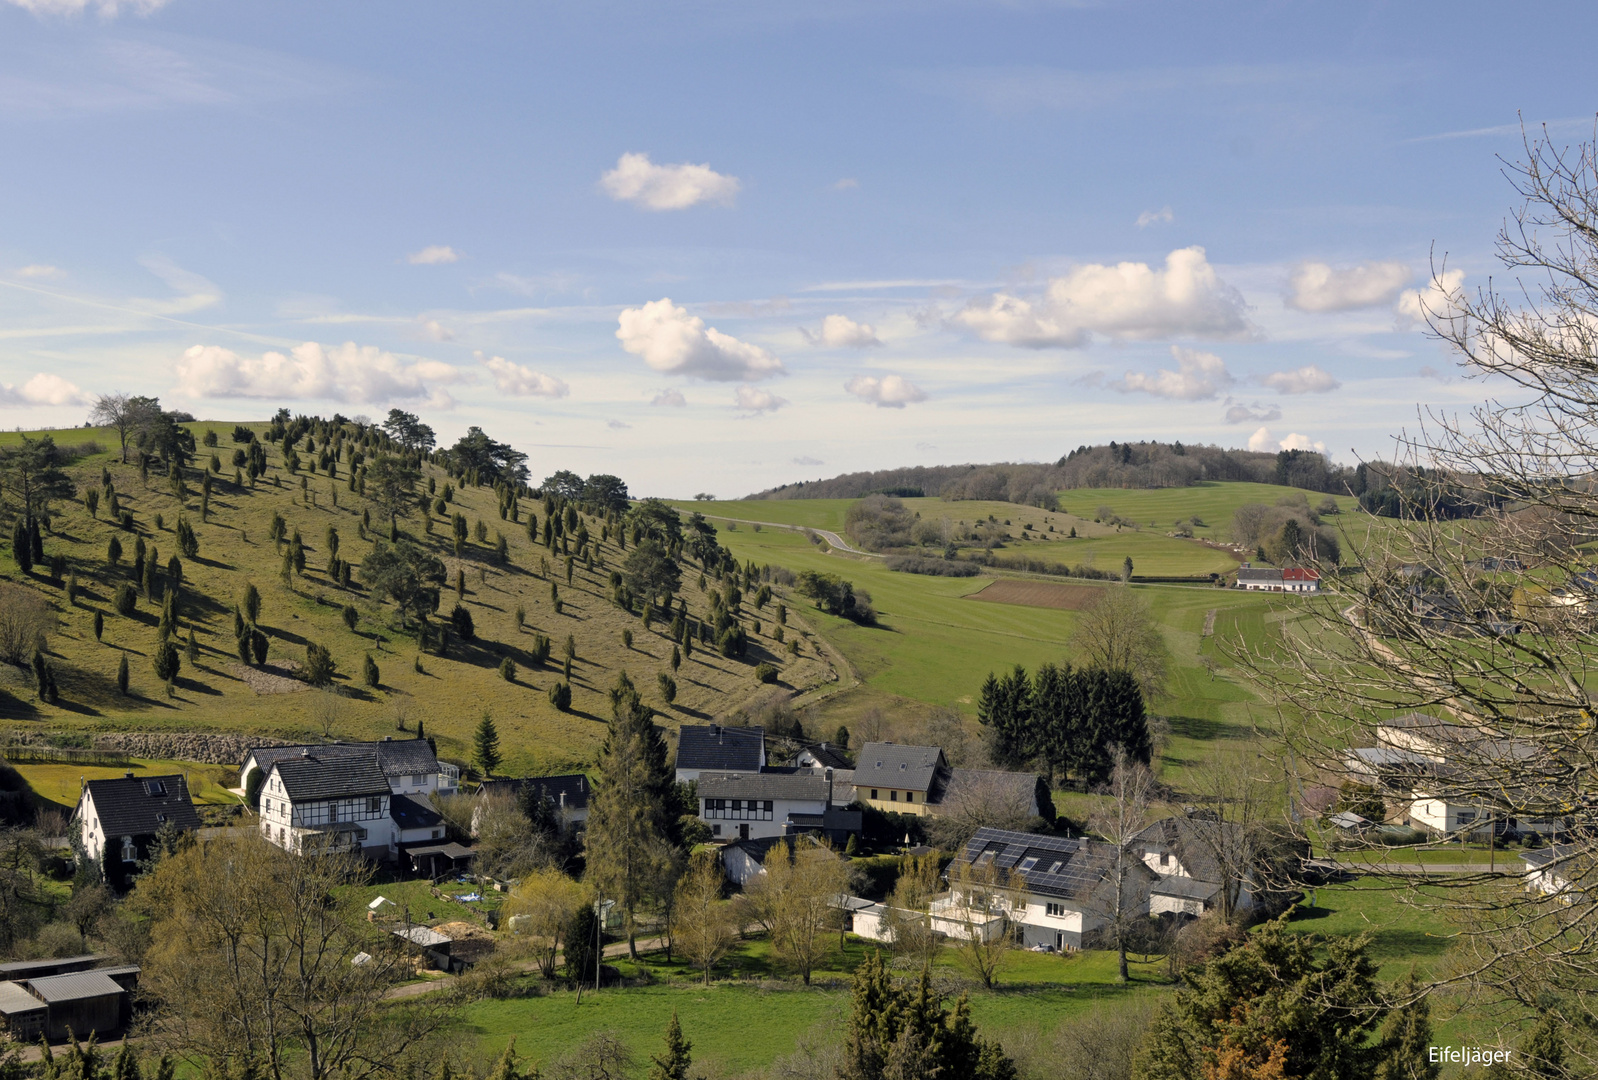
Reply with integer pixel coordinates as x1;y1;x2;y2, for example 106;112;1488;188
258;750;446;860
240;736;459;800
696;769;859;844
74;773;201;871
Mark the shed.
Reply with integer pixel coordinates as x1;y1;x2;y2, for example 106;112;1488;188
0;955;107;981
402;841;475;879
26;971;126;1040
0;981;46;1041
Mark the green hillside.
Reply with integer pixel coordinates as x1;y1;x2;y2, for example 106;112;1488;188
0;422;837;775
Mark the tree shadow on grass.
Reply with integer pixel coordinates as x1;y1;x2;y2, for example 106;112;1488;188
1165;715;1247;741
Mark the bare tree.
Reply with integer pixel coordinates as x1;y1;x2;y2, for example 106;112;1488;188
745;837;846;985
1088;751;1155;982
1172;747;1268;924
1233;127;1598;1070
0;583;56;665
673;849;737;985
946;856;1020;988
90;393;134;464
1069;586;1170;701
924;769;1037;851
879;852;943;969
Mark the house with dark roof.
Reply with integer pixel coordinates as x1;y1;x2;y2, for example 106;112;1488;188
851;743;1043;822
475;774;591;837
258;750;447;861
1132;816;1257;917
944;827;1152;951
796;742;853;771
240;736;458;800
696;769;860;844
1521;843;1586;898
74;773;200;881
675;724;766;782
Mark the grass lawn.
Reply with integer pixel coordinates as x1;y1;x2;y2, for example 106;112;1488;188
457;935;1171;1074
1054;483;1360;542
13;757;242;811
337;874;504;923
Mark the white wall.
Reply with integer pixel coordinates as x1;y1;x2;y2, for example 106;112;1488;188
701;795;825;841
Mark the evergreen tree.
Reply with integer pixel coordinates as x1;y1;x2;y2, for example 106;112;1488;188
649;1013;693;1080
116;654;129;695
153;641;180;683
10;519;30;574
474;712;502;776
363;654;380;688
1374;972;1439;1080
840;954;1016;1080
92;610;103;642
977;666;1034;769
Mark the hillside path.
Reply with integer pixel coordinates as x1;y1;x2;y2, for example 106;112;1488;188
694;515;881;558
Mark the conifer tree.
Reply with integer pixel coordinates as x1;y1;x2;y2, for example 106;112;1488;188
92;610;103;642
649;1012;693;1080
116;654;129;695
1374;972;1439;1080
474;712;502;776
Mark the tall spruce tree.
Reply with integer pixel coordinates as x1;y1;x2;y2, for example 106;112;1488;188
473;712;502;776
648;1012;693;1080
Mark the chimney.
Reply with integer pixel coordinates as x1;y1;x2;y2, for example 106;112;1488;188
124;771;134;780
710;724;721;740
383;735;393;742
559;792;566;808
301;748;311;757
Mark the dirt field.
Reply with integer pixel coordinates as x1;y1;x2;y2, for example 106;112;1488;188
963;579;1105;610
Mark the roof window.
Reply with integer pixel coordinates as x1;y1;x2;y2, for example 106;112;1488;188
145;781;167;796
1048;861;1063;874
1018;856;1039;871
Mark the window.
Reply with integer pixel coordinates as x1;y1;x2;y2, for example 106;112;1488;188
890;790;898;802
905;792;914;804
432;829;442;839
1018;856;1039;871
870;789;879;800
121;838;136;863
763;800;774;821
155;813;167;824
367;797;381;814
1047;861;1063;874
1458;811;1476;825
1046;902;1066;918
145;780;166;796
712;824;722;836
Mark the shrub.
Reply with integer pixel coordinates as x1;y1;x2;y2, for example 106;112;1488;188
113;582;137;617
514;604;526;632
622;628;633;649
548;681;572;711
153;641;180;683
116;655;129;695
884;555;981;577
499;657;516;682
175;518;199;559
342;604;359;632
657;672;676;703
305;643;336;686
92;611;103;642
754;661;779;684
717;626;747;658
529;633;551;666
362;653;380;688
450;604;475;641
251;629;269;665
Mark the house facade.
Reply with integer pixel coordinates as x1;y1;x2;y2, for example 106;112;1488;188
696;769;859;844
853;743;945;815
475;774;591;837
1236;566;1320;593
674;724;766;783
1133;816;1257;917
258;751;448;860
74;773;201;880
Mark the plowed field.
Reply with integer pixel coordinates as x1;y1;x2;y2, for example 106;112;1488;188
964;579;1104;610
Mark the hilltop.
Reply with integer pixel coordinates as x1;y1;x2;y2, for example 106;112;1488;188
0;414;837;776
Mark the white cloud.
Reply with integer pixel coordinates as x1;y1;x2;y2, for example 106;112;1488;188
651;389;687;407
793;455;823;466
1224;402;1281;424
804;314;881;348
845;374;928;409
616;298;786;382
1136;206;1173;228
135;255;221;315
417;319;454;342
1396;269;1467;327
407;245;459;266
481;354;569;398
1287;261;1410;312
14;265;63;280
607;419;631;430
3;0;169;15
1115;346;1233;400
1248;427;1326;454
1260;364;1340;394
953;246;1251;348
600;152;740;211
734;386;787;413
833;178;859;190
0;373;87;407
173;341;463;407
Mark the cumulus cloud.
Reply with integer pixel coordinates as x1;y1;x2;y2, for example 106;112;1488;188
616;298;786;382
14;264;63;280
600;152;740;211
1396;269;1467;327
174;341;462;407
1260;364;1340;394
1115;346;1234;400
1248;427;1326;454
802;314;882;348
734;386;787;413
845;374;928;409
1224;402;1281;424
1287;261;1411;312
651;389;687;407
0;373;87;407
417;319;454;342
481;354;569;398
4;0;169;15
407;245;459;266
953;247;1250;348
1136;206;1174;227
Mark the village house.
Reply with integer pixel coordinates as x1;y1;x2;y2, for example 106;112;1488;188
240;736;459;800
257;750;447;861
474;774;591;837
1521;843;1585;898
1235;566;1321;593
674;724;765;783
74;773;201;876
851;742;1044;822
696;768;860;844
1133;815;1258;917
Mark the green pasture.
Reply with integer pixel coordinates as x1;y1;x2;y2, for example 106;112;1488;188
13;757;242;810
1055;482;1360;539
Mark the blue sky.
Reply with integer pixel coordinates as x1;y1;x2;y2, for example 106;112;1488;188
1;0;1593;496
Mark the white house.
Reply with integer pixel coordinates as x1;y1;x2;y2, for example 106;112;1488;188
258;750;447;860
1236;567;1320;593
75;773;201;871
947;828;1152;951
1133;815;1258;918
241;737;459;800
696;769;859;844
1521;844;1585;898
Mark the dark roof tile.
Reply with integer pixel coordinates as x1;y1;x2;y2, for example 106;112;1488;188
677;725;764;772
79;775;200;838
